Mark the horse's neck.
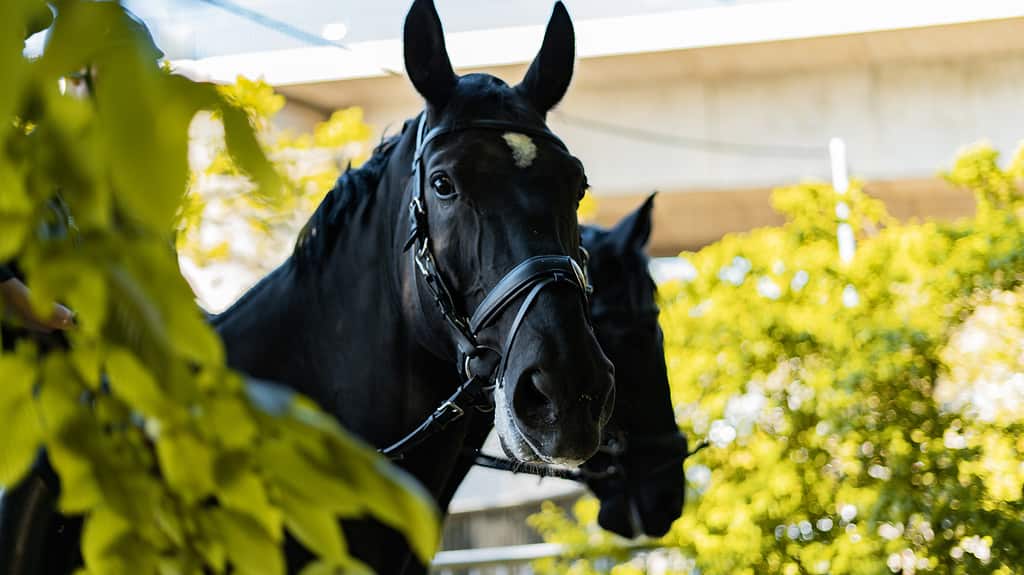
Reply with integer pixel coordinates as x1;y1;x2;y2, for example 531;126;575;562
217;181;408;405
214;136;478;499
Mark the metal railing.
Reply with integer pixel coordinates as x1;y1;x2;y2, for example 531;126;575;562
432;542;564;572
431;541;684;575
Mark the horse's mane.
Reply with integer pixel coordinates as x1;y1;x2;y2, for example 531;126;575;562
210;120;412;325
292;119;413;269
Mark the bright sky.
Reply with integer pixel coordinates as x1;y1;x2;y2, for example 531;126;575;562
124;0;766;60
24;1;1024;86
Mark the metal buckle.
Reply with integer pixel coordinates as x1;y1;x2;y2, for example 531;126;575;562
411;195;425;217
415;242;432;277
569;257;588;292
434;399;465;428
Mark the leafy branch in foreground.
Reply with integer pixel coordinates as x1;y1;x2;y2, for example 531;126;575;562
0;1;438;573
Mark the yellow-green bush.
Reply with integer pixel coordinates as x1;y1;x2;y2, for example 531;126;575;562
178;76;372;276
532;144;1024;574
0;1;437;573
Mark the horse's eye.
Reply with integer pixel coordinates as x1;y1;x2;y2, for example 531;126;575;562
430;173;457;199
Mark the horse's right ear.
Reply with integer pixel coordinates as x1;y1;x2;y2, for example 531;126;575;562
516;1;575;115
404;0;458;108
613;192;656;252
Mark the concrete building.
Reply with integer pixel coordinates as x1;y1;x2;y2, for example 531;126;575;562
173;0;1024;255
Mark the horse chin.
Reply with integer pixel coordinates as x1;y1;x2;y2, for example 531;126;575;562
493;383;587;467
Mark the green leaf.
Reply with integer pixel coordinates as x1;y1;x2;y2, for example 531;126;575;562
204;395;257;449
0;159;30;261
215;460;282;540
152;498;186;549
69;339;104;390
104;264;175;366
47;415;160;521
0;0;28;130
193;510;228;573
36;2;119;80
64;264;107;336
46;424;103;513
81;507;133;573
37;353;87;437
0;355;41;487
279;488;346;564
166;310;224;366
156;430;217;503
218;99;283;199
82;506;158;575
105;347;179;421
99;74;187;231
355;457;441;565
257;438;362;516
211;508;284;575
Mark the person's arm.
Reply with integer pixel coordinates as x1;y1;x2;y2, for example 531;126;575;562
0;274;75;332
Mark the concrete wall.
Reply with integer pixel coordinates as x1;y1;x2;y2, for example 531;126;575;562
276;18;1024;252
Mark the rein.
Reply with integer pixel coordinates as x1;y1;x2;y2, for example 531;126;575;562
468;431;707;485
381;114;591;459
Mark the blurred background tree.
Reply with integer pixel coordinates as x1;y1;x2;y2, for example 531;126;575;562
0;1;437;573
177;75;372;311
530;144;1024;575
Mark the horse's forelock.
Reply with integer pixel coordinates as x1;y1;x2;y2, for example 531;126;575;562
441;74;544;128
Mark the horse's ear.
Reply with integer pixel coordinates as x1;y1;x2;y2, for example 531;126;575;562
516;1;575;115
404;0;457;108
613;192;656;252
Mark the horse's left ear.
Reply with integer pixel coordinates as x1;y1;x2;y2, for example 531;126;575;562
614;192;656;252
516;1;575;115
404;0;458;108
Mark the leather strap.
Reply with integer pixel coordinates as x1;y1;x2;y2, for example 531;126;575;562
470;255;587;333
412;118;568;169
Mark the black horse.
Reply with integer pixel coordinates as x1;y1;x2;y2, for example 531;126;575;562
444;195;687;546
578;195;686;539
214;0;615;571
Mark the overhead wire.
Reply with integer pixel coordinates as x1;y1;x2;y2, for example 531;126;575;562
190;0;828;158
550;110;828;159
193;0;402;76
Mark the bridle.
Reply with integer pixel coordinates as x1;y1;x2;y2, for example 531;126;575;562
470;304;706;537
380;113;592;459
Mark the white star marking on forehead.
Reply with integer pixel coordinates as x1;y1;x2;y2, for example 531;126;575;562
502;132;537;169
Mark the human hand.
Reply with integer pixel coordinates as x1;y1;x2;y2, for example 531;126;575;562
0;278;76;332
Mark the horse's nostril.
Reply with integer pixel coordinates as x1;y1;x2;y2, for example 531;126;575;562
513;368;555;425
529;369;555;401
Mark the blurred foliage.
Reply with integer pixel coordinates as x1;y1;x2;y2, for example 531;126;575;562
177;75;371;295
531;143;1024;574
0;1;437;573
577;192;598;223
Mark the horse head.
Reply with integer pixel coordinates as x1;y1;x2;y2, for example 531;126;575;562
580;195;687;538
401;0;614;465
